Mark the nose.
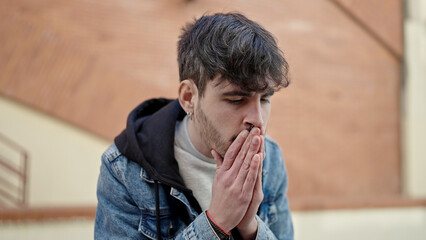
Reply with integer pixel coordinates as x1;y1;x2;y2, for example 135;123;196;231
244;102;264;133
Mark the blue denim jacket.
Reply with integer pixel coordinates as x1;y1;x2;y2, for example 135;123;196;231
95;138;293;239
95;98;293;239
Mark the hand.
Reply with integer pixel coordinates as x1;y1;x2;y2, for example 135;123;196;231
208;128;262;233
237;135;265;239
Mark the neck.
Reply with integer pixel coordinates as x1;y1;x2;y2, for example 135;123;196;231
186;117;213;158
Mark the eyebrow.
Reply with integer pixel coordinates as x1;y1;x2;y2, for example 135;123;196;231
221;88;275;97
222;90;253;97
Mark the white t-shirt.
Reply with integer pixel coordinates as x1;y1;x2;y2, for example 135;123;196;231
174;116;216;211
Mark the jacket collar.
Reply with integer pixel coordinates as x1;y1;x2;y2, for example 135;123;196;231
115;98;202;213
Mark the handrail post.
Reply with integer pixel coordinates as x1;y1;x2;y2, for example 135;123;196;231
0;133;29;209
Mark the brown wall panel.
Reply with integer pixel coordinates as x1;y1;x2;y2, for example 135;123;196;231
0;0;402;208
333;0;403;57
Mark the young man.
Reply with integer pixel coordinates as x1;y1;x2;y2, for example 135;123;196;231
95;13;294;239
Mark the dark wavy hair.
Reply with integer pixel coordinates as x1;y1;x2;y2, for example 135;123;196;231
177;12;289;95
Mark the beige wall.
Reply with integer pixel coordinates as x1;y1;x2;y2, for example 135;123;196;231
292;207;426;240
0;96;109;207
403;0;426;197
0;220;94;240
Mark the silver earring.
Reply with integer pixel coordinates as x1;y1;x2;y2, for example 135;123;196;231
187;111;193;120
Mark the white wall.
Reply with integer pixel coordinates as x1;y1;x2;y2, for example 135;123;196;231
293;207;426;240
0;96;110;207
0;220;94;240
403;0;426;197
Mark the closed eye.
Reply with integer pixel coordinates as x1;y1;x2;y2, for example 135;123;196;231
227;99;244;104
261;98;270;103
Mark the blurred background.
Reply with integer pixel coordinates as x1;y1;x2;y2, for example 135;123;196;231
0;0;425;239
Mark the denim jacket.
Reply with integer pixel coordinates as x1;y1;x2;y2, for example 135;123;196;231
95;99;294;239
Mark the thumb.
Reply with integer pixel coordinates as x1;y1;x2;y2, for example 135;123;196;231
211;149;223;168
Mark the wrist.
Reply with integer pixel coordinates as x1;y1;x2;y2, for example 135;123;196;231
237;218;258;240
206;210;232;235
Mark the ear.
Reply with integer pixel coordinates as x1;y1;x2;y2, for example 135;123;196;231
178;79;198;115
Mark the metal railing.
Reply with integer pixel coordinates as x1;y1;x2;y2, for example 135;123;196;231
0;133;28;209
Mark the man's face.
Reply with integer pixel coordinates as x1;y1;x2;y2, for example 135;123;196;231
193;77;273;157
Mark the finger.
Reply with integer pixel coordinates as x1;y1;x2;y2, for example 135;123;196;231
221;130;249;170
242;135;261;170
241;154;261;196
238;158;263;229
231;128;260;173
211;150;223;169
255;153;263;192
235;136;261;186
259;135;265;160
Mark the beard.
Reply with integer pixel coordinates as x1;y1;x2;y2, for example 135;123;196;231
194;104;236;158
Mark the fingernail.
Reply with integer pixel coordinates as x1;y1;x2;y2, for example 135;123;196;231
252;127;260;135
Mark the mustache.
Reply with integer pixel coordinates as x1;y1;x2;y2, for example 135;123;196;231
230;125;255;143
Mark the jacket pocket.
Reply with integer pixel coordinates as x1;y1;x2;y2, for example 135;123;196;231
139;208;186;240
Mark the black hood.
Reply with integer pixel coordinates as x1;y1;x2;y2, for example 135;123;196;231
115;98;190;193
